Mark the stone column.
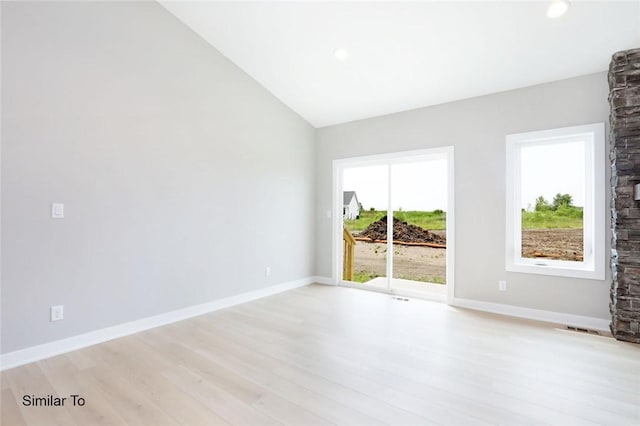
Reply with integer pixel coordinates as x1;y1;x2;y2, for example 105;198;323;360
609;48;640;343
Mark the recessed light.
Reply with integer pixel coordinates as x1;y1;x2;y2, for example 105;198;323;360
334;48;349;61
547;0;570;18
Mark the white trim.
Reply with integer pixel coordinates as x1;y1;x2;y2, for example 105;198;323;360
333;148;449;167
332;162;343;286
0;277;314;371
311;276;335;285
332;146;455;303
451;297;610;332
445;146;455;302
505;122;605;280
340;279;447;303
386;163;393;291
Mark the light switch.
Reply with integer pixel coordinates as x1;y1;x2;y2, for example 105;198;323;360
51;203;64;218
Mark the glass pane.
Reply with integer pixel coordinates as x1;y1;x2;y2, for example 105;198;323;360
342;165;388;288
520;141;585;261
390;160;447;294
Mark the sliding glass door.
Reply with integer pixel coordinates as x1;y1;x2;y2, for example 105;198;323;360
389;160;448;300
335;148;453;302
341;164;389;290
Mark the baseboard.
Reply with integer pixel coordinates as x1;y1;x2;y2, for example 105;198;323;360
451;297;611;332
0;277;314;371
310;275;335;285
3;282;610;371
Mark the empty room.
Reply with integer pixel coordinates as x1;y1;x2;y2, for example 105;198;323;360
1;1;640;425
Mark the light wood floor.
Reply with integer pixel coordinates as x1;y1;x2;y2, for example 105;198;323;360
2;284;639;425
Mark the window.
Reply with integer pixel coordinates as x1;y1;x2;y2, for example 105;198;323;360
505;123;605;280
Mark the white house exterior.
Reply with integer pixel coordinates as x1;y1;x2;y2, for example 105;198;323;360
343;191;361;220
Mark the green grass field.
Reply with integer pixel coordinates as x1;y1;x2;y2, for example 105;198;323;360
521;206;583;229
344;208;582;233
352;272;381;283
351;272;445;284
345;210;446;232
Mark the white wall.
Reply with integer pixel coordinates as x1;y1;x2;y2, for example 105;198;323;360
316;72;611;320
1;1;315;354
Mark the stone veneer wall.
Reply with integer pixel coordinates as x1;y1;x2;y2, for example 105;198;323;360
609;48;640;343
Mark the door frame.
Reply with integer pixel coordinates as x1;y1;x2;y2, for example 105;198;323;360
332;147;455;304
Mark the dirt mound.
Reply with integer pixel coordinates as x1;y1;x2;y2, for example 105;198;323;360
359;216;446;245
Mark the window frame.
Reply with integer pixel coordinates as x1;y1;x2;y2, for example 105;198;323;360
505;123;605;280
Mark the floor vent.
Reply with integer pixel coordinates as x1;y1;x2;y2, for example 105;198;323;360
393;297;410;302
566;325;600;335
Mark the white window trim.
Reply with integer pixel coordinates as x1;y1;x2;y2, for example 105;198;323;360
505;123;605;280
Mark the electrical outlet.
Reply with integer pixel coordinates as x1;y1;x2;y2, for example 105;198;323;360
51;203;64;219
498;280;507;292
51;305;64;321
265;266;271;277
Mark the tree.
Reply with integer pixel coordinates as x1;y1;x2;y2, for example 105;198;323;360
552;193;573;210
534;196;551;212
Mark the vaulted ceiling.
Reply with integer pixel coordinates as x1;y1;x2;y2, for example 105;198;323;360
160;1;640;127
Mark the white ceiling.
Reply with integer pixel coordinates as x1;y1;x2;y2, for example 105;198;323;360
160;1;640;128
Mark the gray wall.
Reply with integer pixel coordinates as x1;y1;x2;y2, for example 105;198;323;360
1;1;315;353
316;72;611;319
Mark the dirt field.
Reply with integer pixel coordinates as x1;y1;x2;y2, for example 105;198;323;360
521;228;583;261
352;228;583;284
354;243;446;283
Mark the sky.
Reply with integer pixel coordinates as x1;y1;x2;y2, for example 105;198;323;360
343;160;448;211
520;140;585;209
342;140;585;213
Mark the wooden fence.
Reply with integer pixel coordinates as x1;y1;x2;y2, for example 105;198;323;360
343;228;355;281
